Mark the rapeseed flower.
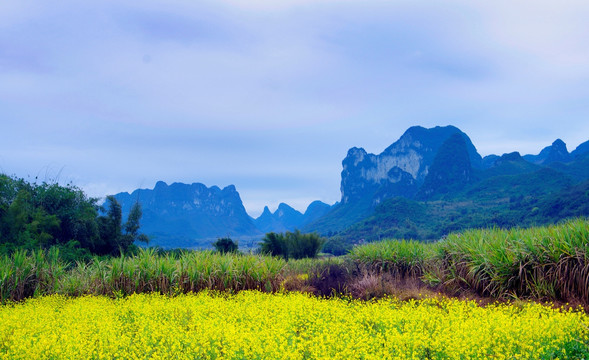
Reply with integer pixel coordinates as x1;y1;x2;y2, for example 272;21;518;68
0;291;587;359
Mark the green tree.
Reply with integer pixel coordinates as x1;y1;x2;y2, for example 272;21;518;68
213;237;238;254
34;182;100;251
122;201;149;248
0;174;147;258
98;197;148;255
260;232;288;258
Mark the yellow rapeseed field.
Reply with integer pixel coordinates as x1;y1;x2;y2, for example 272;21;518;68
1;291;587;359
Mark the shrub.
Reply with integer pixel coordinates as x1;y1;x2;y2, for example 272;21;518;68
213;237;239;254
260;230;325;260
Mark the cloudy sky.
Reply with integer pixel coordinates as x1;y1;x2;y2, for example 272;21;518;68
1;0;589;217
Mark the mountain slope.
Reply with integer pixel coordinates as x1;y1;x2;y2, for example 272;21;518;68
306;125;482;234
255;201;332;233
523;139;572;165
571;140;589;158
309;126;588;248
113;181;260;248
416;133;473;199
333;168;580;245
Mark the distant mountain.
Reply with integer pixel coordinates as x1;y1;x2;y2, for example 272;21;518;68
305;125;482;233
305;126;589;248
481;152;541;178
112;126;589;251
481;154;500;169
340;125;482;205
302;201;333;226
523;139;572;165
254;201;332;233
254;203;303;233
416;133;474;199
571;140;589;158
113;181;261;248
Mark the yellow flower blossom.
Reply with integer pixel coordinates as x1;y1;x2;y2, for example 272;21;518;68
0;292;587;359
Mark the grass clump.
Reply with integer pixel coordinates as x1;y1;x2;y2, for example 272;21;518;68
1;248;286;303
350;217;589;305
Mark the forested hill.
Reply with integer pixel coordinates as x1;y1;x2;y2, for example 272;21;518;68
310;126;589;254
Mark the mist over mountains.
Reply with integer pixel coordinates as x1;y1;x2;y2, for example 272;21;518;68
113;125;589;249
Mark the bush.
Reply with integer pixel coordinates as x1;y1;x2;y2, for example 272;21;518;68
260;230;325;260
213;237;238;254
322;238;352;256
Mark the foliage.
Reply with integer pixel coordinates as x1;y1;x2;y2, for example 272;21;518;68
322;238;352;256
334;168;589;244
416;133;473;199
2;220;588;307
0;174;147;257
0;248;286;302
212;237;239;254
260;230;325;260
350;218;589;304
1;292;588;359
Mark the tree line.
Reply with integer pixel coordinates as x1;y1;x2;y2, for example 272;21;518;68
1;174;328;261
0;174;147;260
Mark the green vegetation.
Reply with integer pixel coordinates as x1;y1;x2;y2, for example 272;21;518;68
331;172;589;246
350;218;589;302
417;133;473;199
212;237;239;254
2;219;588;307
0;248;286;303
260;230;325;260
0;174;147;259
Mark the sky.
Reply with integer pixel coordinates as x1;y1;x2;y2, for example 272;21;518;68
1;0;589;217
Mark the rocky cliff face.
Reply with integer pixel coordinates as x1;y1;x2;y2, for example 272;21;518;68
340;125;482;204
305;125;483;234
113;181;260;247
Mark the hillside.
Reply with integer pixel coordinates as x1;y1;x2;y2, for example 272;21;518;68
109;125;589;250
113;181;261;248
307;126;589;249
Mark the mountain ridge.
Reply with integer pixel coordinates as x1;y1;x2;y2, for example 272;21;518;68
111;125;589;250
113;181;261;248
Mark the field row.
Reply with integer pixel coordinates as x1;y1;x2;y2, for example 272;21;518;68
1;218;588;304
350;217;589;302
1;291;588;360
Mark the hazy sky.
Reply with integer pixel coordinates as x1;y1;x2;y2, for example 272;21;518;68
2;0;589;217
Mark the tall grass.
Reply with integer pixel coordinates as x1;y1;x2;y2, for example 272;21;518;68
350;218;589;304
1;249;286;303
3;218;588;304
0;248;67;303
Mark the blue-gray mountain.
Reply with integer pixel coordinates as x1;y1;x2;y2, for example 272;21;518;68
307;125;589;245
113;181;261;248
523;139;572;165
304;125;484;233
340;125;482;205
113;125;589;249
253;201;332;234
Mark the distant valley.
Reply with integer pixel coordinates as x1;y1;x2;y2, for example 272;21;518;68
113;125;589;250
